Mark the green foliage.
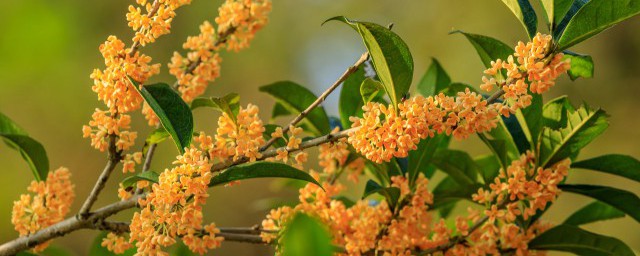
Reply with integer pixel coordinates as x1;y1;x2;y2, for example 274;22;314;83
564;51;594;80
362;179;401;209
572;154;640;182
129;80;193;154
208;162;322;188
121;171;159;189
564;201;625;226
141;127;170;156
498;0;538;38
408;134;449;184
478;119;520;171
451;31;514;80
542;96;575;129
557;0;640;50
339;66;368;129
539;0;575;30
263;124;288;148
416;58;451;97
559;184;640;222
430;149;479;186
529;224;634;256
260;81;330;136
432;177;481;209
474;154;501;185
538;105;608;168
360;77;383;104
517;94;543;148
89;232;136;256
326;16;414;108
0;112;49;181
191;93;240;122
282;213;334;256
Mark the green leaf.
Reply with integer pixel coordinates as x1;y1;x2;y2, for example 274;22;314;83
260;81;330;136
557;0;640;50
516;93;543;148
416;58;451;97
89;232;136;256
564;51;594;80
474;154;501;184
129;79;193;154
499;0;539;38
529;224;634;256
542;96;574;129
408;134;449;185
339;66;367;129
326;16;414;108
432;177;482;209
362;179;401;209
572;154;640;182
271;102;293;120
209;162;322;188
539;0;576;30
191;93;240;122
360;78;383;104
282;213;334;256
121;171;159;189
452;31;514;81
0;113;49;181
560;184;640;222
553;0;590;38
439;83;480;97
170;240;197;256
539;105;608;167
431;149;479;186
478;117;520;171
141;127;170;156
564;201;625;226
263;124;288;149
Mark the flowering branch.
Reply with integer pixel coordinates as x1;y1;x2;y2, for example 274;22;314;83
78;135;122;218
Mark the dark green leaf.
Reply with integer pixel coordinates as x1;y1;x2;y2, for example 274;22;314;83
516;93;543;148
564;201;625;226
539;105;608;167
0;113;49;181
121;171;159;189
209;162;321;188
326;16;414;108
191;93;240;122
539;0;575;29
499;0;539;38
560;184;640;222
432;177;482;208
40;246;75;256
260;81;330;136
362;179;401;209
360;78;383;104
432;177;461;218
431;149;479;186
282;213;334;256
564;51;594;80
529;224;634;255
416;58;451;97
332;196;356;208
554;0;590;38
129;79;193;154
542;96;574;129
451;31;514;80
408;134;448;185
271;102;292;120
263;124;288;149
572;154;640;182
90;232;136;256
339;66;367;129
475;154;501;184
479;117;520;171
557;0;640;50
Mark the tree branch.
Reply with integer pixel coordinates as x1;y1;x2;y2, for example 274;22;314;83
78;135;122;218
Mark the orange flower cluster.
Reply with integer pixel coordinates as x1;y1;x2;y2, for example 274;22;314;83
82;109;137;152
11;168;75;252
121;152;143;173
215;0;272;52
271;126;308;168
481;33;571;115
90;36;160;114
169;0;272;103
129;147;223;255
209;104;266;162
316;133;365;182
349;89;499;163
349;34;570;164
126;0;193;46
101;233;133;254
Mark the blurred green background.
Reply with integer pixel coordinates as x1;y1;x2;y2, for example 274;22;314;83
1;1;639;255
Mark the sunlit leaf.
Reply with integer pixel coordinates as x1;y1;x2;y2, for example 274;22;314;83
499;0;538;38
1;112;48;181
209;162;322;188
417;58;451;97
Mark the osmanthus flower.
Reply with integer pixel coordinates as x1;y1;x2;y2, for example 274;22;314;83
121;152;143;173
215;0;272;52
82;109;137;152
126;0;193;46
11;168;75;252
101;232;133;254
90;36;160;114
209;104;265;162
128;146;223;255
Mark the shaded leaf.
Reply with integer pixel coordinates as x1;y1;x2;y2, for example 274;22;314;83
0;113;49;181
564;201;625;226
560;184;640;222
432;177;482;209
542;96;574;130
209;162;321;188
416;58;451;97
129;80;193;154
339;66;367;128
360;78;383;104
475;154;501;184
121;171;159;189
529;224;634;255
260;81;330;136
362;179;401;209
516;93;543;148
282;213;334;256
408;134;449;185
451;31;514;71
431;149;479;186
572;154;640;182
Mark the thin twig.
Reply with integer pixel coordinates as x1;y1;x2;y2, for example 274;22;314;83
259;52;370;151
78;135;122;218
